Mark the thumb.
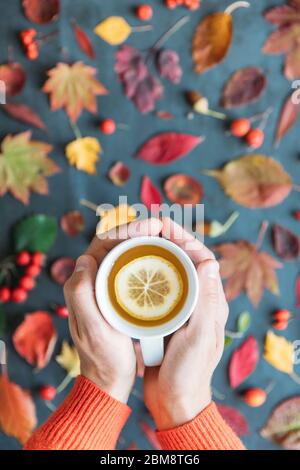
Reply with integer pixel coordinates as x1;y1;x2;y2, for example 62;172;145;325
64;255;102;331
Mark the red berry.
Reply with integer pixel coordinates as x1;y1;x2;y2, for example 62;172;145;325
16;251;31;266
39;385;57;401
20;28;37;45
230;118;251;137
25;264;41;278
55;305;69;319
273;320;288;331
185;0;200;10
11;288;28;303
294;210;300;221
0;287;11;303
31;252;45;266
273;309;291;322
242;388;267;407
246;128;265;149
19;276;36;291
136;4;153;20
165;0;178;9
100;118;116;135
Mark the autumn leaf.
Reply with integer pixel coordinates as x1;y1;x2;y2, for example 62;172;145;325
140;176;162;212
0;62;26;96
204;154;293;209
272;224;300;260
264;331;294;374
0;131;59;205
94;16;132;45
164;174;203;206
2;103;46;130
192;2;249;74
108;162;131;186
263;1;300;80
215;240;282;306
216;404;250;436
51;257;76;285
156;49;182;84
220;66;267;108
43;62;108;122
0;373;37;445
72;20;95;60
12;311;57;369
61;211;85;237
65;137;101;174
275;92;299;146
56;341;80;378
96;204;136;235
137;133;203;165
22;0;60;24
229;336;259;388
261;397;300;450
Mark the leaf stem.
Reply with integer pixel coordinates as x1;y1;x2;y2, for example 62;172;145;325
69;120;82;140
225;1;250;16
45;401;57;413
212;387;225;401
131;25;153;33
255;220;269;250
80;198;98;212
225;329;244;339
56;373;73;394
151;16;190;52
290;371;300;385
205;109;227;120
222;211;240;233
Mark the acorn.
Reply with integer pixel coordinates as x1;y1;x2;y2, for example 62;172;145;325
186;90;226;120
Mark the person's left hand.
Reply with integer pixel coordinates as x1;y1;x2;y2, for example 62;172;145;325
64;217;162;404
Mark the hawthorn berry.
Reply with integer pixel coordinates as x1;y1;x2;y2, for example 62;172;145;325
136;4;153;21
273;309;291;322
19;275;36;291
230;118;251;137
16;251;31;266
100;118;116;134
39;385;57;401
0;287;11;303
31;252;45;266
165;0;178;9
20;28;37;46
25;264;42;278
55;305;69;319
273;319;288;331
185;0;200;10
11;287;28;303
242;388;267;407
246;128;264;149
26;42;39;60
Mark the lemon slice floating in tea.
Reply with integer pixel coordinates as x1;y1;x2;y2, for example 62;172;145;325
114;256;183;321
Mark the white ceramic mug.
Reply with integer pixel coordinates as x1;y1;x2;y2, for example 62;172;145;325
95;236;199;367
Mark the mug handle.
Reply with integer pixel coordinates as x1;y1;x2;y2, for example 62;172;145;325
140;337;164;367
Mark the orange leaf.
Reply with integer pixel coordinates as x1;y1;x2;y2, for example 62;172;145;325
0;374;37;445
13;311;57;369
43;62;108;122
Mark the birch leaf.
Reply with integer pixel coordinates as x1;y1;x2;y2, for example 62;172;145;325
94;17;132;45
264;331;294;374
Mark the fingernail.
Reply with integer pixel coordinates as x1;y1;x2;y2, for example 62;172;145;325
205;261;219;279
75;255;90;272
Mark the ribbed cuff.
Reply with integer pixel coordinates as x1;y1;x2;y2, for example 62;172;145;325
156;402;245;450
25;375;131;450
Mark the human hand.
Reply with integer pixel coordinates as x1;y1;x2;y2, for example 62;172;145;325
64;217;162;404
144;218;229;430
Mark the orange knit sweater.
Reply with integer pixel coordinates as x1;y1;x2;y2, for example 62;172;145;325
24;376;244;450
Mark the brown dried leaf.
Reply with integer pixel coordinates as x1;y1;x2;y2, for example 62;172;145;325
164;174;203;206
2;103;46;130
192;12;232;74
51;257;76;285
108;162;131;186
0;63;26;96
60;211;85;237
261;397;300;449
272;224;300;260
205;154;292;209
275;93;299;146
221;66;267;108
215;240;282;306
22;0;60;24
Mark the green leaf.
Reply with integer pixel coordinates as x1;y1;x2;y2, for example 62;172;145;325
237;311;251;333
225;336;233;348
0;306;6;336
14;214;57;253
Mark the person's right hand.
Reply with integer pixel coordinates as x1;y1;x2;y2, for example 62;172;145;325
144;218;229;431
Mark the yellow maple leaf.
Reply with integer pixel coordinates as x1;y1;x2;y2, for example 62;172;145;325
96;204;136;235
65;137;101;174
56;341;80;378
264;331;294;374
94;16;132;45
43;62;108;122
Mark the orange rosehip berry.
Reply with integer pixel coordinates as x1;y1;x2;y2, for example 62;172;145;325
230;118;251;137
242;388;267;407
136;4;153;21
246;128;265;149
